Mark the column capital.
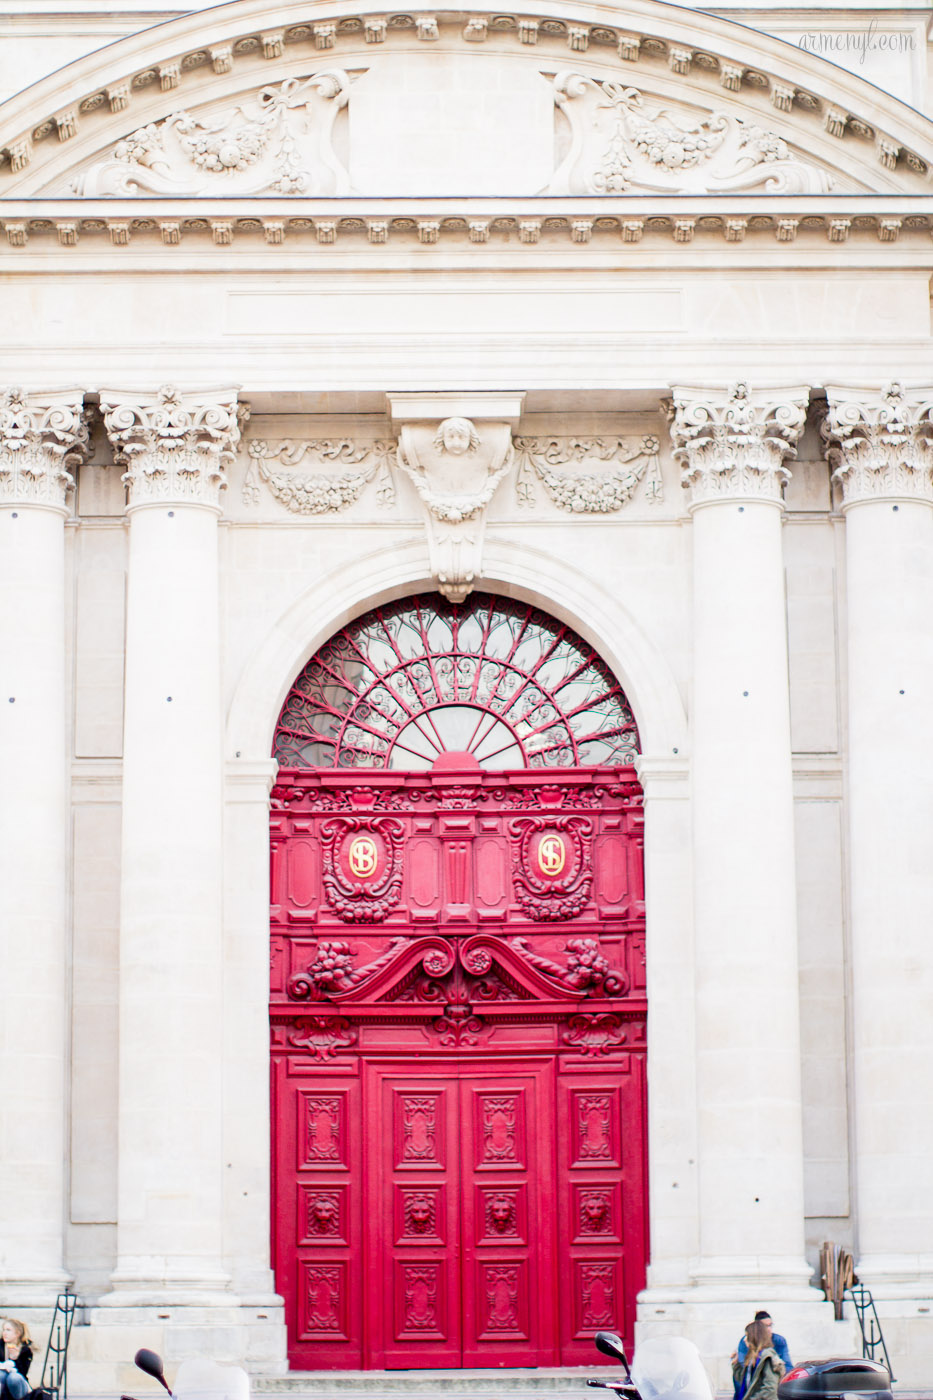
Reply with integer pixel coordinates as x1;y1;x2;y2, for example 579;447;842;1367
0;386;89;512
822;382;933;508
667;382;809;508
99;384;246;510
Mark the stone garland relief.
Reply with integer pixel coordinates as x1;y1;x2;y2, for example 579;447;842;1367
240;420;662;595
548;75;832;195
67;67;832;198
242;437;396;513
242;428;663;515
72;73;351;197
514;433;663;510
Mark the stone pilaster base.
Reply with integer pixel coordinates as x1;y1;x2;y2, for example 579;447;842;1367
65;1301;287;1394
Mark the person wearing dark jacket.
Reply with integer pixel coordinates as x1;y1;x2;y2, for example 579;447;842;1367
732;1319;786;1400
0;1318;33;1400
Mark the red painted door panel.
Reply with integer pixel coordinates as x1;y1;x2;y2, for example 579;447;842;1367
459;1067;557;1366
556;1057;648;1362
274;1063;364;1368
365;1066;462;1367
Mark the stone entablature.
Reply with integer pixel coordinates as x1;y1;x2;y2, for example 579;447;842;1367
2;195;930;252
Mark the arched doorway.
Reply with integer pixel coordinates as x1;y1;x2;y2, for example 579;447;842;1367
269;593;647;1369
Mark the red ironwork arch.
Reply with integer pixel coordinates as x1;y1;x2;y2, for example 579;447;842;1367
273;592;640;770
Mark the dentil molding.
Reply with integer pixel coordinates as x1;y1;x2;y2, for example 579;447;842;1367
100;383;246;509
0;387;90;510
668;381;809;506
822;382;933;507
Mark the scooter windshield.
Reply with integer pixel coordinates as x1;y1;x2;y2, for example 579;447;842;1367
631;1336;714;1400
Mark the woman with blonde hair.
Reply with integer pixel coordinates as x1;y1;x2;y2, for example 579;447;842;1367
732;1319;785;1400
0;1319;33;1400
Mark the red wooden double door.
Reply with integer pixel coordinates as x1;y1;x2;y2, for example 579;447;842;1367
270;767;648;1369
273;1050;646;1368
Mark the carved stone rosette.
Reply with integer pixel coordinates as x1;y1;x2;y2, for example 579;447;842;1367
394;416;514;602
822;382;933;507
0;387;90;510
100;383;245;509
668;381;809;507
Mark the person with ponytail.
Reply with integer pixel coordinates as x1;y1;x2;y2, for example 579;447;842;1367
732;1319;786;1400
0;1319;33;1400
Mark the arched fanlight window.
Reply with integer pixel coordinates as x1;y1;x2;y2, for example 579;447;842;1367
273;593;639;770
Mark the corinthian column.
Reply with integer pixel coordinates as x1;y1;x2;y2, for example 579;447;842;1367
824;383;933;1297
669;383;814;1293
98;385;242;1304
0;388;88;1303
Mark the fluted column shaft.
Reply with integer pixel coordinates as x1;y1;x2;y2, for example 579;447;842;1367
0;388;88;1302
825;383;933;1293
100;385;242;1302
670;383;811;1288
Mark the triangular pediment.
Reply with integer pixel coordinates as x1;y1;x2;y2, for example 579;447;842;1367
1;0;932;200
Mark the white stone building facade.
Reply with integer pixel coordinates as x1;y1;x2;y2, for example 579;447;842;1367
1;0;932;1389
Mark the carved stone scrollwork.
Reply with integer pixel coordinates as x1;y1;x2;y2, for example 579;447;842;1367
242;437;396;512
71;73;352;197
395;416;514;601
0;387;90;509
547;74;833;196
320;816;406;921
514;434;662;510
822;382;933;506
668;381;809;506
100;383;244;509
507;815;594;920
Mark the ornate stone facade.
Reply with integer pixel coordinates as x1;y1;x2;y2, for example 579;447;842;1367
2;0;933;1387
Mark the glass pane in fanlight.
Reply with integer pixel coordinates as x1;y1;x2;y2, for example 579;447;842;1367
273;592;638;769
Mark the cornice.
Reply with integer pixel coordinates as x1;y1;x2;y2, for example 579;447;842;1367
0;2;931;196
1;194;932;254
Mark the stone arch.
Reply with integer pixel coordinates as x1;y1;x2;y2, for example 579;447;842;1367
1;0;932;197
225;534;687;765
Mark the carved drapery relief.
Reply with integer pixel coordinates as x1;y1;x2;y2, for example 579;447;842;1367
0;387;90;509
514;434;662;510
668;382;809;506
822;382;933;506
100;384;245;508
72;73;351;197
547;74;833;196
396;417;514;602
242;438;396;513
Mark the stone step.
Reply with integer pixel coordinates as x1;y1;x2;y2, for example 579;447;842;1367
254;1369;600;1397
